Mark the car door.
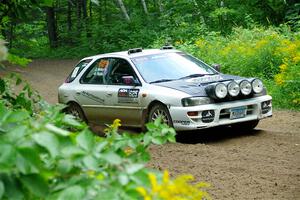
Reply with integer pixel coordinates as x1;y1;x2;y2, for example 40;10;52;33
74;58;112;124
103;58;144;126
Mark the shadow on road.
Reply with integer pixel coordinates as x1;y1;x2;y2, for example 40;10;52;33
176;127;263;144
90;122;264;144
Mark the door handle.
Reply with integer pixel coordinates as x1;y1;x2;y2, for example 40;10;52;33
75;91;81;95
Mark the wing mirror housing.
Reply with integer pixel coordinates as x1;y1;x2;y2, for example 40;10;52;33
122;76;139;86
212;64;221;72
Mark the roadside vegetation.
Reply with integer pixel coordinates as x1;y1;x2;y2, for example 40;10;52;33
1;0;299;110
0;1;299;199
0;48;211;199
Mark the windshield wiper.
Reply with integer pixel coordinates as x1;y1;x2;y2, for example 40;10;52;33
179;73;215;80
149;79;176;84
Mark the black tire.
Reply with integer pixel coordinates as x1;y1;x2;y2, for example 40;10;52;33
148;103;173;127
66;103;87;123
231;120;259;131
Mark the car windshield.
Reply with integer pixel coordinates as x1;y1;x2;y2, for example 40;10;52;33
131;52;216;83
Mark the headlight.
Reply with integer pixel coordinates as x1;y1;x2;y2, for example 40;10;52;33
182;97;211;107
252;78;263;94
215;83;228;99
205;82;228;99
227;81;240;97
239;80;252;95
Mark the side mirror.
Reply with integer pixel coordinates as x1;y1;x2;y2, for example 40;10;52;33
122;76;138;86
211;64;221;72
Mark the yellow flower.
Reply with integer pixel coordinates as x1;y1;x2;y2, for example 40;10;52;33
274;73;284;86
137;171;211;200
86;170;95;177
255;39;268;49
162;170;169;184
279;63;288;72
124;147;133;155
293;55;300;64
112;119;121;129
195;38;205;48
136;187;152;200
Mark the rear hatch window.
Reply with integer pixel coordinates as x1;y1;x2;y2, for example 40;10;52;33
65;59;92;83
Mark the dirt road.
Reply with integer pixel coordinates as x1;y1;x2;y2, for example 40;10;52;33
1;59;299;199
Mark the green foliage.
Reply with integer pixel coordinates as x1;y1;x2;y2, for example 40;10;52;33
176;26;300;110
0;71;211;200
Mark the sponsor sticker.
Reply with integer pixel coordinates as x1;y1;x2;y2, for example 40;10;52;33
118;88;139;103
81;91;104;104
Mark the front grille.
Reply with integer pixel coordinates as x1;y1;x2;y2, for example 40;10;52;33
220;105;255;120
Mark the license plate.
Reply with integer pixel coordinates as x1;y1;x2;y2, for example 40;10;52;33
230;106;247;120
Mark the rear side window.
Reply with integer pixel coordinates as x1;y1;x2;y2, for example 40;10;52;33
65;59;92;83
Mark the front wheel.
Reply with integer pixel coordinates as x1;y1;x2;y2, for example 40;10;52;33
66;103;87;123
231;120;259;131
148;104;173;127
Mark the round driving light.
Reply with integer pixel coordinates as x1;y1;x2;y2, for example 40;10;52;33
215;83;228;98
252;79;263;93
227;81;240;97
240;80;252;95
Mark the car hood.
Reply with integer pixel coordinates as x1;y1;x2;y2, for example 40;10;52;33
154;74;243;96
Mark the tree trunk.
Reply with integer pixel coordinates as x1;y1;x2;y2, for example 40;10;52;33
141;0;148;15
67;0;72;31
46;6;58;48
157;0;163;13
82;0;91;37
77;0;82;35
115;0;130;22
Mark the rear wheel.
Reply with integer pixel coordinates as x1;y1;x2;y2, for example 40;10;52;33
231;120;259;131
66;103;87;122
148;103;173;127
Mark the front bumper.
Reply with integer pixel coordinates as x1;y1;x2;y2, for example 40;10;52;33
169;95;272;131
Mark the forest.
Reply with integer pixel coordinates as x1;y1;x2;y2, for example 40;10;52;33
1;0;299;109
0;0;300;199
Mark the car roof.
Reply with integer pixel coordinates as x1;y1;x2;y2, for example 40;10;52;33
82;48;182;61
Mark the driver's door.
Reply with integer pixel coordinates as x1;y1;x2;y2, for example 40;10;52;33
103;58;144;126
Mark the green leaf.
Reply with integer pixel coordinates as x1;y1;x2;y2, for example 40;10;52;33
152;137;165;145
63;115;85;129
6;125;26;142
0;180;4;200
58;185;85;200
33;131;59;158
61;146;85;157
20;174;49;198
83;155;98;170
0;144;16;169
45;123;70;136
101;152;122;165
76;130;94;151
167;134;176;143
118;173;129;185
16;147;40;174
57;159;72;174
125;163;144;174
6;110;29;123
143;133;152;146
1;176;24;200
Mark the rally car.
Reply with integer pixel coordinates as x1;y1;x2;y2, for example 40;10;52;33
58;47;272;131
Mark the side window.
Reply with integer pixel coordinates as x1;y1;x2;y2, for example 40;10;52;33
80;58;110;84
106;58;139;85
65;59;92;83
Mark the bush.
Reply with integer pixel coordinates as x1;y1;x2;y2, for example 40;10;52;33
174;26;300;110
0;74;211;200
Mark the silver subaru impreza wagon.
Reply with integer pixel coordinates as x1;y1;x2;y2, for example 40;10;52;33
58;47;272;131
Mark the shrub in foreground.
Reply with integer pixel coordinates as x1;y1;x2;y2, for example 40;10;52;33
0;75;211;200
